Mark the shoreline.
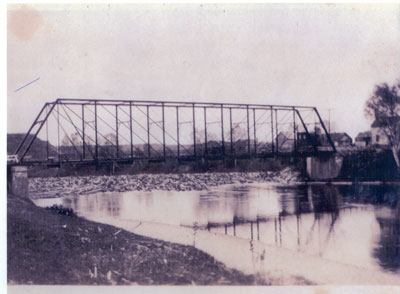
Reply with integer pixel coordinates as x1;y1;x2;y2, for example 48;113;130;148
7;194;264;285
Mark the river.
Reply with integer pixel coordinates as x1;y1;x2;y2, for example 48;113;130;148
33;183;400;284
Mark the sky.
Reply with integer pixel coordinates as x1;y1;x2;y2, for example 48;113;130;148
7;3;400;138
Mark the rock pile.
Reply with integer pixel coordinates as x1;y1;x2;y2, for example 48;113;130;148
29;168;301;198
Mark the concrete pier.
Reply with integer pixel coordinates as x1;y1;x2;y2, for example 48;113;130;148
306;155;343;180
7;166;29;197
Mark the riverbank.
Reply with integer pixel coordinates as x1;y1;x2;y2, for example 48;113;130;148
8;194;264;285
29;168;300;198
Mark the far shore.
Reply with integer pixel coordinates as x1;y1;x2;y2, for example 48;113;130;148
28;168;400;199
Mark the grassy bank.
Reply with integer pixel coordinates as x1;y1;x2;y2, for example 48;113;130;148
8;194;264;285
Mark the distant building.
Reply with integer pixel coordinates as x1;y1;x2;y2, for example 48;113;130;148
276;132;294;151
370;118;400;146
296;130;353;151
355;131;372;147
328;132;353;147
296;130;322;152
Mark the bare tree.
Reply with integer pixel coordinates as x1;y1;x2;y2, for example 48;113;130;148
61;134;71;147
61;132;82;147
365;80;400;168
191;128;205;144
227;124;247;142
102;133;116;146
190;128;219;144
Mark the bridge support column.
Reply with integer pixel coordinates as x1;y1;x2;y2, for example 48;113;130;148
306;155;343;180
7;166;29;197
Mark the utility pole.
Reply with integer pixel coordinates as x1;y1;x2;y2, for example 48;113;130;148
328;108;331;133
326;108;334;134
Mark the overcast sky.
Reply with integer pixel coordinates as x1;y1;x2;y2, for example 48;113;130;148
7;3;400;138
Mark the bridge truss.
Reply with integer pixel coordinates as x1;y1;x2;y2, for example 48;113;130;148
14;98;336;165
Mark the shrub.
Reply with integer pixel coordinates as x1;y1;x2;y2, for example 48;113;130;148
45;204;75;217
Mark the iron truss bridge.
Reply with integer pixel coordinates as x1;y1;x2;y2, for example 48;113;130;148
13;98;336;166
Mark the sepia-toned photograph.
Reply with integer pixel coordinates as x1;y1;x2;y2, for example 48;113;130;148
5;2;400;292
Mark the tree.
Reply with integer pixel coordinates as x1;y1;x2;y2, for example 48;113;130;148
190;128;219;144
191;128;205;144
365;80;400;169
61;134;71;147
226;125;247;142
61;132;82;147
102;133;116;146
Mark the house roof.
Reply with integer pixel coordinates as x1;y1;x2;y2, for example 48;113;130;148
329;132;352;142
355;131;371;140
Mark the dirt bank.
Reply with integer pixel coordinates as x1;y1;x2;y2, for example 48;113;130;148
7;194;265;285
29;168;300;198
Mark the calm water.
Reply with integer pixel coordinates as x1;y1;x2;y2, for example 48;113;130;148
34;183;400;274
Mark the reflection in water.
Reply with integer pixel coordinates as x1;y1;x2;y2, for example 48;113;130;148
335;184;400;273
374;200;400;272
34;183;400;274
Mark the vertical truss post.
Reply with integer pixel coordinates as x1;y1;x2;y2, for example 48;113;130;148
94;101;98;161
162;102;166;158
204;107;208;155
275;109;278;153
314;112;317;134
57;103;60;159
192;103;196;157
82;104;85;160
247;105;250;155
229;107;233;154
46;105;49;159
221;104;225;156
176;106;180;157
270;106;274;153
115;105;119;158
147;105;150;158
253;108;257;155
293;107;296;153
129;102;133;159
